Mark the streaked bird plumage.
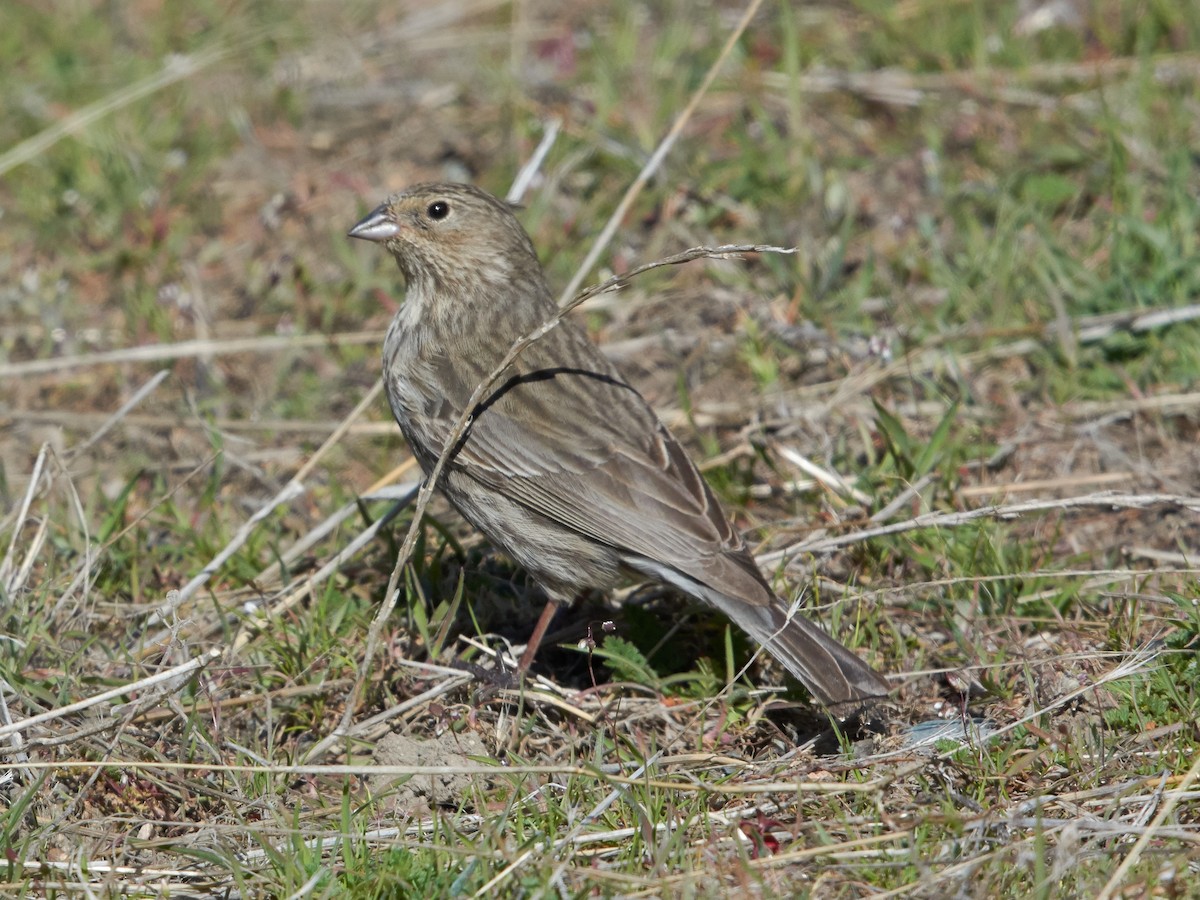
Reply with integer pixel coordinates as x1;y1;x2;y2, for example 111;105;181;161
349;182;888;706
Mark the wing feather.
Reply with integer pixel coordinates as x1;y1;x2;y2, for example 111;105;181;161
415;322;772;604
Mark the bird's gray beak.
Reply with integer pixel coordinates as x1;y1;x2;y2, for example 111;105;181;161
348;205;401;242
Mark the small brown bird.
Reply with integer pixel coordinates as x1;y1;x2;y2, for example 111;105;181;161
349;183;888;706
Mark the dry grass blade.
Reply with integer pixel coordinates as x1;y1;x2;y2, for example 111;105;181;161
936;647;1164;761
506;119;560;204
0;38;257;178
554;0;768;303
348;672;474;736
0;331;382;379
143;379;384;639
760;52;1200;105
762;491;1200;562
141;479;305;631
1096;749;1200;899
0;649;220;742
67;369;171;458
228;485;417;655
0;408;397;435
247;478;418;595
471;750;665;897
776;444;872;506
0;444;50;591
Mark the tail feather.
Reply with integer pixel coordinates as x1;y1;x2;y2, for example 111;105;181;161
626;556;889;707
704;591;889;706
759;597;889;706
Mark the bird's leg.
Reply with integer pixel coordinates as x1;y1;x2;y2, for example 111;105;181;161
516;599;561;674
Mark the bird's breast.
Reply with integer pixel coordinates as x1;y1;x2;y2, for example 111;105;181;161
383;320;436;419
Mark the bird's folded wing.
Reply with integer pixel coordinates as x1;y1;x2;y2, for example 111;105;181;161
421;363;771;603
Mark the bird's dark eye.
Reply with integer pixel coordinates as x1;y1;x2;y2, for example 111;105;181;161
427;201;450;220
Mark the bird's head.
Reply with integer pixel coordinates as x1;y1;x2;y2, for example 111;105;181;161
349;182;539;294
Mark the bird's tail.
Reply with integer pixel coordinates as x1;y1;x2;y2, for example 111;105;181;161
710;591;889;707
625;556;889;707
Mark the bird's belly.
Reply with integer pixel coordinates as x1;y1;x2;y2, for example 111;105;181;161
438;469;623;601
